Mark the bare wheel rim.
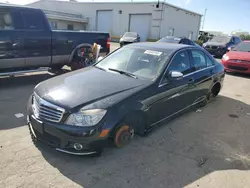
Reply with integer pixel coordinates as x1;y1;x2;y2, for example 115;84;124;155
114;125;134;148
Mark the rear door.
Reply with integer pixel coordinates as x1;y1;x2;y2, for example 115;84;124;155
189;49;215;101
0;7;25;69
21;9;51;67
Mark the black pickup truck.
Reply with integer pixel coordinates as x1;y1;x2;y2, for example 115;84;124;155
0;5;110;73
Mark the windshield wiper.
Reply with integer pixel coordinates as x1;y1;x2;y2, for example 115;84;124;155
108;68;138;79
94;66;107;71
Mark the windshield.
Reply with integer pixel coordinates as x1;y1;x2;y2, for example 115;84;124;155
232;42;250;52
209;36;231;43
95;47;171;81
158;37;181;44
124;32;137;38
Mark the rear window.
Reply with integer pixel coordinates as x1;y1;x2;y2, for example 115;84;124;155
22;10;46;30
158;37;181;44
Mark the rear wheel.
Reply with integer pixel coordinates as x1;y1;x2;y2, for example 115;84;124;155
211;83;221;97
200;83;221;106
70;44;94;71
50;64;64;71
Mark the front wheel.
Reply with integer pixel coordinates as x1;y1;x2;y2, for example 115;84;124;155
113;124;135;148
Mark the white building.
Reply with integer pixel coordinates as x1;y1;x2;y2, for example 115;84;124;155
28;0;202;41
231;30;249;36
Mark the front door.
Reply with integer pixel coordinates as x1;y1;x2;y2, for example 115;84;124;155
147;49;197;126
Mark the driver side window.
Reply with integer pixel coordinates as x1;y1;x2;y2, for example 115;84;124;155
167;50;191;75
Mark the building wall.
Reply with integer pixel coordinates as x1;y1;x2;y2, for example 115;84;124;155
231;31;249;36
29;1;202;40
48;18;85;30
159;4;201;40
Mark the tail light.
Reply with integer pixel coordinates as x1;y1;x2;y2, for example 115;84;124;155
107;37;110;49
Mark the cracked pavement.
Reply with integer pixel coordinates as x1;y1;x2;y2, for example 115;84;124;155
1;43;250;188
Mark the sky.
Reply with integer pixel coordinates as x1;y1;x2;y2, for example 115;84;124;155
1;0;249;34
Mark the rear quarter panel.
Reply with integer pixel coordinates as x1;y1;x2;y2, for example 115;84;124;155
51;31;109;65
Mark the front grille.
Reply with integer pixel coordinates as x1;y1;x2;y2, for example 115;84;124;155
230;59;250;64
206;45;218;50
228;65;248;71
32;93;65;123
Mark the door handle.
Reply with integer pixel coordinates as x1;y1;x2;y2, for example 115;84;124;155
210;69;215;74
188;78;194;84
12;42;20;47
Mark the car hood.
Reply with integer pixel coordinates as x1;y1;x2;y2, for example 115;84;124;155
34;67;148;109
121;37;136;42
204;41;227;46
227;51;250;61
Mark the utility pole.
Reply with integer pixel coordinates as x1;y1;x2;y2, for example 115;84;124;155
201;8;207;30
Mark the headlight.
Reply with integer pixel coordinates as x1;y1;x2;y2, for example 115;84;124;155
219;45;226;48
65;109;106;127
222;54;229;61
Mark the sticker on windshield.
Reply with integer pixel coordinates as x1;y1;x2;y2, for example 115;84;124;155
144;50;162;56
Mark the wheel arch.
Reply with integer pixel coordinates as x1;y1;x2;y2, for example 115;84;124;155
211;81;222;96
68;43;93;64
109;110;148;138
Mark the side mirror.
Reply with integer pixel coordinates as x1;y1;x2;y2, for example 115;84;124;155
169;71;183;80
97;56;104;62
227;46;234;52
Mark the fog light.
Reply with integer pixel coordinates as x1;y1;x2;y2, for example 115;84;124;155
73;143;83;151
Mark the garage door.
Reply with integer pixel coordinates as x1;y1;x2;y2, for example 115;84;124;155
97;10;113;33
129;14;152;41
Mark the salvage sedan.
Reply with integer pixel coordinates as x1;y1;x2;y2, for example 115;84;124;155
27;43;225;156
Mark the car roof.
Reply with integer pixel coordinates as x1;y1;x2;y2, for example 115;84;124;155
129;42;190;51
0;3;38;10
161;36;188;39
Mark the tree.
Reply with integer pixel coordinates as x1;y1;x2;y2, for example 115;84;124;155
239;34;250;40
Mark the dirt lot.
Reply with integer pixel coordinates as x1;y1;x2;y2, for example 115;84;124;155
1;43;250;188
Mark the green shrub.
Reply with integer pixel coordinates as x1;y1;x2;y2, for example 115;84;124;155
240;34;250;40
147;38;159;42
195;40;204;46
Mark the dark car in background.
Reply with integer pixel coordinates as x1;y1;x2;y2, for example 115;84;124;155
0;5;110;74
221;41;250;74
119;32;140;47
27;42;225;156
202;35;241;57
157;36;200;47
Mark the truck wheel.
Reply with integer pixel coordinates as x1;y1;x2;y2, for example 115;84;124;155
70;60;85;71
50;65;64;72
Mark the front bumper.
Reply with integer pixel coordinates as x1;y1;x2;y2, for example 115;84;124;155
27;114;109;155
222;61;250;74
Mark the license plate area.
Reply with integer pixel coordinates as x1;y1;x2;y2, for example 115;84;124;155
30;115;43;134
